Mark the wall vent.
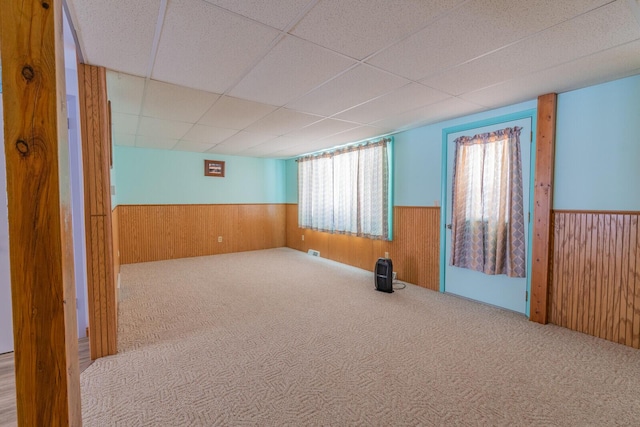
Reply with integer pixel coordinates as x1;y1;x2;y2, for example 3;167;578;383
307;249;320;257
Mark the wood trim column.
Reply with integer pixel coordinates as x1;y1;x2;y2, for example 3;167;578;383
78;64;117;359
0;0;82;424
530;93;558;324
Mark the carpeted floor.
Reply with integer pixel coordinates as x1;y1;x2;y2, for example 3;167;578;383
81;248;640;426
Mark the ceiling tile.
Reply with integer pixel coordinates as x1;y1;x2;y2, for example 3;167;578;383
367;0;613;80
172;140;216;153
152;0;280;94
197;96;277;130
245;109;323;136
240;136;305;157
135;135;179;150
314;125;388;149
423;1;640;96
67;0;159;75
112;133;136;147
336;82;451;123
111;112;139;135
460;40;640;109
372;97;485;131
138;117;192;139
142;80;220;123
286;64;409;116
229;36;357;106
291;0;464;60
285;118;360;141
181;125;238;145
268;145;309;157
106;71;145;115
203;0;313;30
214;131;274;150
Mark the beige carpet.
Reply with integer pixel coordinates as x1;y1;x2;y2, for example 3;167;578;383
81;248;640;426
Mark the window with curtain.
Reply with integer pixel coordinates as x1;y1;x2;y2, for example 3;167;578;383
298;137;392;240
450;127;526;277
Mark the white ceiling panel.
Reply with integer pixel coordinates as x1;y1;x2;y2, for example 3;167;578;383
181;125;238;145
336;82;451;123
423;1;640;96
75;0;640;158
112;133;136;147
135;136;179;150
67;0;159;76
229;36;357;106
285;118;360;141
287;65;409;116
291;0;464;60
315;125;388;148
245;108;323;136
205;145;247;155
203;0;314;30
367;0;614;80
213;131;274;150
240;136;305;157
111;113;139;135
372;97;485;131
198;96;277;130
152;0;280;94
461;40;640;109
269;144;310;157
172;140;217;153
106;71;145;115
262;136;307;150
142;80;220;123
138;117;192;139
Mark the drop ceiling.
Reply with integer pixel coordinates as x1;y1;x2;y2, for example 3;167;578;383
65;0;640;158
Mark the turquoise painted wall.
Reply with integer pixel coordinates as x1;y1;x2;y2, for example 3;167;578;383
283;100;537;206
393;100;537;207
114;146;286;205
286;100;537;206
285;158;298;203
554;74;640;210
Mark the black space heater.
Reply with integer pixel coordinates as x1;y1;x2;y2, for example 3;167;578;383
375;258;393;293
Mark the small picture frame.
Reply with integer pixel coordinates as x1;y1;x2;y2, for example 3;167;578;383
204;160;225;177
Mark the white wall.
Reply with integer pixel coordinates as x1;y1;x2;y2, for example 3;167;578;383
64;12;89;339
0;94;14;354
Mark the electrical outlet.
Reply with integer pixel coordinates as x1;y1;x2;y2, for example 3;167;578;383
384;251;389;258
218;236;222;243
302;235;305;241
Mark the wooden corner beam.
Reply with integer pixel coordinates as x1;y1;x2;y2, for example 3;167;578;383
530;93;558;324
0;0;82;424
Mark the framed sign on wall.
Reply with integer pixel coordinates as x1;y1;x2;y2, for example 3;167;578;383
204;160;225;177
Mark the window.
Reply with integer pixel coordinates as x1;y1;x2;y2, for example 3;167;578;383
298;138;392;240
450;127;526;277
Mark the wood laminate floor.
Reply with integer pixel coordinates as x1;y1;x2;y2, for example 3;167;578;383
0;337;92;426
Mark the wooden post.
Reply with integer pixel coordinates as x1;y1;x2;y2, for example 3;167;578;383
0;0;82;425
530;93;558;324
78;64;117;359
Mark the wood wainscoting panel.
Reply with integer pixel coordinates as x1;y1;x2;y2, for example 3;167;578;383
550;210;640;349
78;63;117;360
112;206;121;301
118;204;286;264
238;204;286;252
285;205;440;291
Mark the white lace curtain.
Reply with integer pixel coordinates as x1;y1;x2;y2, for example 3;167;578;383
450;127;526;277
298;138;391;240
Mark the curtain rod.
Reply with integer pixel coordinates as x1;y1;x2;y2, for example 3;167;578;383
295;136;392;161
